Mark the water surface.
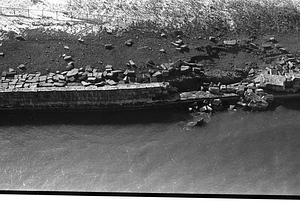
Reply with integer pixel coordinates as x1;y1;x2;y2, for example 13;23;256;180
0;105;300;195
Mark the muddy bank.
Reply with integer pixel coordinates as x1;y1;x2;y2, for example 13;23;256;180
1;27;300;93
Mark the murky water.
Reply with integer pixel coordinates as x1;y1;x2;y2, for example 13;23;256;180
0;104;300;195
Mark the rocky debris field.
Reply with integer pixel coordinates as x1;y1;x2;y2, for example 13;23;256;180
1;26;300;92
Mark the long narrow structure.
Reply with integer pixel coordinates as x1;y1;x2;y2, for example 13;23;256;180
0;81;240;111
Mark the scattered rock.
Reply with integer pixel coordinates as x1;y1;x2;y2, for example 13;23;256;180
128;60;136;67
60;71;68;75
111;70;123;75
229;105;237;111
87;77;96;83
161;33;167;38
171;42;180;47
124;69;135;76
262;43;272;50
8;68;15;73
66;64;74;71
0;52;4;56
180;44;187;48
152;71;162;77
146;60;155;67
180;66;192;73
32;22;41;26
95;81;106;87
66;68;79;77
64;55;72;61
68;61;74;67
105;65;113;71
159;49;166;53
78;38;84;43
81;81;91;86
160;63;170;70
279;47;288;53
17;64;27;71
224;40;237;46
175;39;183;45
138;46;152;51
64;46;70;50
248;68;255;75
105;44;114;50
15;35;25;41
249;43;259;49
85;65;93;72
67;76;76;82
180;44;189;51
107;80;117;85
209;36;217;43
124;39;133;46
268;37;278;43
54;82;65;87
193;67;202;73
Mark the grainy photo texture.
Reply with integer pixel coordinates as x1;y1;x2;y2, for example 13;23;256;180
0;0;300;198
